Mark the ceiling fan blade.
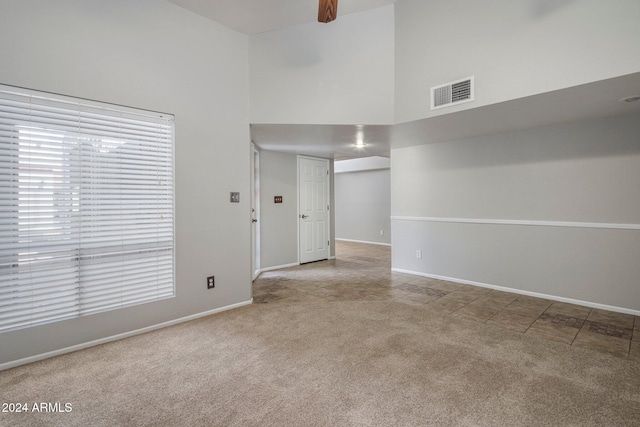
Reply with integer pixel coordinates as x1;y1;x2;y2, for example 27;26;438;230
318;0;338;23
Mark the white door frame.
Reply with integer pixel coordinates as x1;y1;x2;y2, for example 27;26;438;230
250;145;260;280
297;155;331;264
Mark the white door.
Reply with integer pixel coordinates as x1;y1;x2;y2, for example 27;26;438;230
298;156;330;264
250;146;260;280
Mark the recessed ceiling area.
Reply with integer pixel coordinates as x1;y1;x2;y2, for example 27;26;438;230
169;0;396;35
250;123;391;161
251;72;640;160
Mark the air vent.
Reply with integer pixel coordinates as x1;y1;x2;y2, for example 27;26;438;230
431;76;474;110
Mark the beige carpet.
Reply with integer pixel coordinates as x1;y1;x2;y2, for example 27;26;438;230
1;298;639;426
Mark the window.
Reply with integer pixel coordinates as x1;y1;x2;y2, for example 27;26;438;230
0;84;175;332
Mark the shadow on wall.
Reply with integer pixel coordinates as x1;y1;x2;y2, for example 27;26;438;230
531;0;577;18
413;113;640;171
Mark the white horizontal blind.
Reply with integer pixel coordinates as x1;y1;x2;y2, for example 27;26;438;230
0;84;175;332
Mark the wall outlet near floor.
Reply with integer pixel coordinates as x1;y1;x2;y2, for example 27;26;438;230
380;230;384;236
416;250;422;259
207;276;215;289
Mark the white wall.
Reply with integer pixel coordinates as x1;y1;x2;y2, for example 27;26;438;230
395;0;640;123
0;0;250;365
250;5;394;125
335;158;391;245
391;113;640;312
334;156;391;173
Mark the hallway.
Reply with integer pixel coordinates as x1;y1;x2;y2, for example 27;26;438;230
254;241;639;361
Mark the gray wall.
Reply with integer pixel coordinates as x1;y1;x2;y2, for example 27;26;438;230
391;113;640;312
335;169;391;245
259;151;335;270
259;151;298;268
0;0;251;365
250;5;394;125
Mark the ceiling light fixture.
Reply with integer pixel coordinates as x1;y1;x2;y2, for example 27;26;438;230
355;140;367;148
355;125;366;148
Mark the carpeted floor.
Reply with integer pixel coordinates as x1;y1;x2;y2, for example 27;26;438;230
1;243;639;426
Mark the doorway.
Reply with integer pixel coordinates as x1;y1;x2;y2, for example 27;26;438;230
251;145;260;280
298;156;330;264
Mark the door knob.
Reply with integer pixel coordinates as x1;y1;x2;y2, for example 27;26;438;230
300;214;308;219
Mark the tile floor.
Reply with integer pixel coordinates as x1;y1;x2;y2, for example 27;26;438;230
253;241;640;361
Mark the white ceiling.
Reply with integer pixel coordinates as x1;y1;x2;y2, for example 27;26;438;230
169;0;396;35
250;123;392;161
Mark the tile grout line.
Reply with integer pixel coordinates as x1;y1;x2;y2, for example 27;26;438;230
631;316;637;360
521;301;559;339
447;294;484;316
569;308;592;346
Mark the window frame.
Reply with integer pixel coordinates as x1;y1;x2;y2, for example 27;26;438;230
0;84;176;333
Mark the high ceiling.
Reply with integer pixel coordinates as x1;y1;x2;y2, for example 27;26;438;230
169;1;640;161
169;0;396;35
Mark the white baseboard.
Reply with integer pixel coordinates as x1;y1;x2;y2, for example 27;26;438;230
259;263;299;274
392;268;640;316
258;257;339;276
336;238;391;247
0;299;253;372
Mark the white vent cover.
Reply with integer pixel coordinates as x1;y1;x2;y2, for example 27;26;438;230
431;76;474;110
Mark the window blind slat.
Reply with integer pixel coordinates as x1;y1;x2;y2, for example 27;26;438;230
0;105;173;138
0;84;175;332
